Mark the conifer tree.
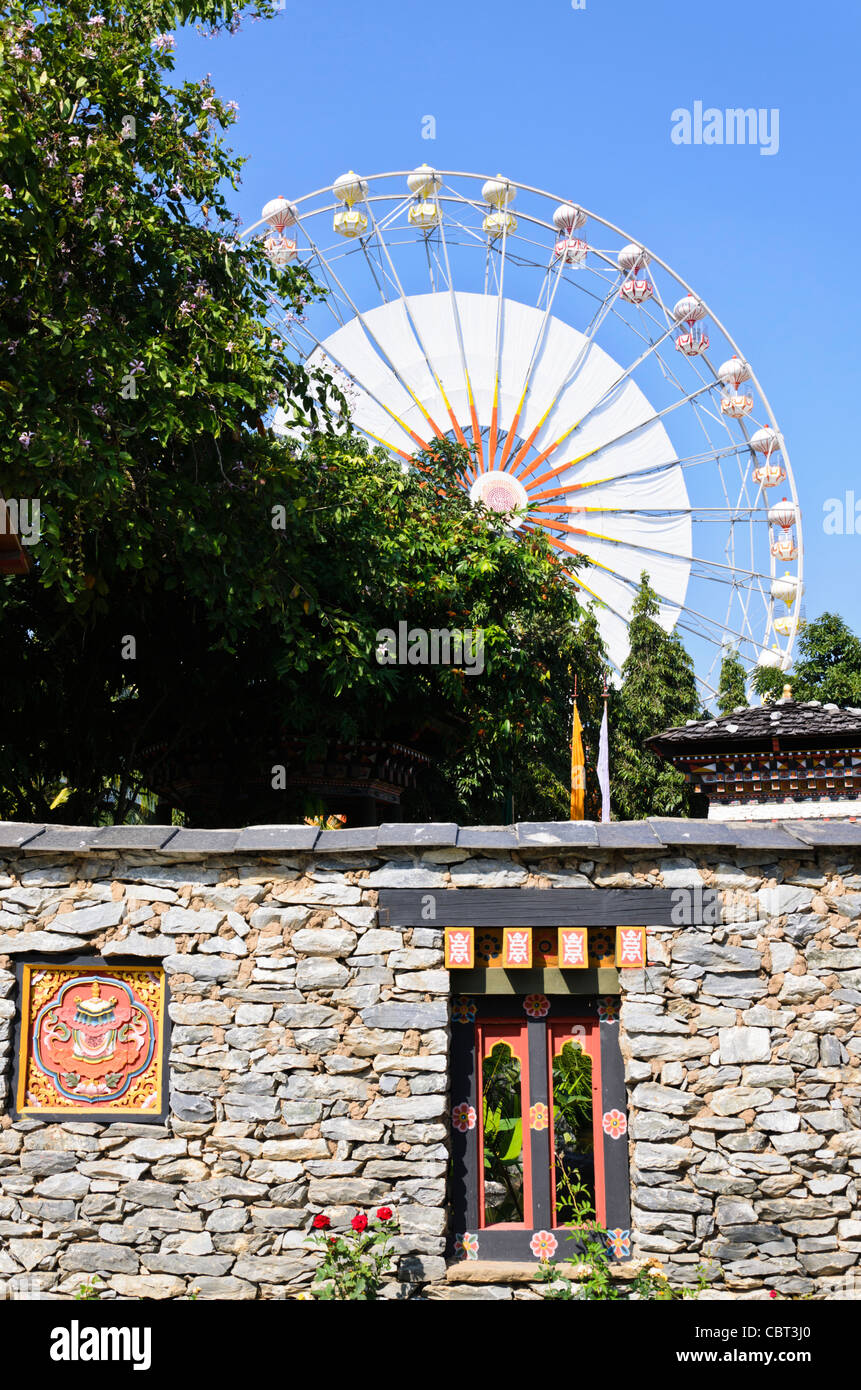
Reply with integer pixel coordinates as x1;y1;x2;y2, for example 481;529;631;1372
717;652;749;715
612;572;702;819
753;613;861;706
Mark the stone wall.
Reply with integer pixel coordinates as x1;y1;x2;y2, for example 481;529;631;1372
0;820;859;1299
618;849;861;1298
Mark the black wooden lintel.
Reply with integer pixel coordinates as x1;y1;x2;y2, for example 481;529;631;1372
378;886;684;927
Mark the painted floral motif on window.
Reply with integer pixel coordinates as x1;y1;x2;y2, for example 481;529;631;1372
597;996;620;1021
602;1108;627;1139
452;1102;477;1133
14;965;165;1116
523;993;550;1019
456;1232;480;1260
529;1101;549;1131
451;997;477;1024
605;1228;631;1259
529;1230;558;1261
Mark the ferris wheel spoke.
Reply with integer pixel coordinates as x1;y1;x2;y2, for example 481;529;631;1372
532;504;774;522
527;531;741;681
283;311;432;457
433;188;485;471
527;514;777;587
537;531;765;655
485;217;512;473
558;321;684;450
500;276;628;482
525;439;755;503
494;237;571;473
294;212;451;444
520;382;716;493
361;192;475;457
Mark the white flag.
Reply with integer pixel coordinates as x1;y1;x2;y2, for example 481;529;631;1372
598;701;610;823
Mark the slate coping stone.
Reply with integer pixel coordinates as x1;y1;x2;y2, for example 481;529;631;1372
516;822;599;848
0;823;46;849
728;824;809;851
596;822;665;850
456;827;519;850
161;830;239;855
91;826;178;851
376;823;459;848
315;827;380;852
234;825;319;852
781;820;861;847
21;827;101;852
648;819;738;847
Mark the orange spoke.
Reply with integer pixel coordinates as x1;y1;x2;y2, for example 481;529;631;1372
487;385;499;472
497;385;528;472
524;447;602;495
515;423;579;484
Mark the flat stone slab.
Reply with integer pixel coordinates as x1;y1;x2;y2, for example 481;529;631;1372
21;827;100;852
596;822;665;850
161;830;239;855
235;825;319;852
0;823;46;849
782;821;861;847
456;827;519;850
315;827;379;852
0;931;84;954
516;822;599;848
91;826;178;851
376;822;459;848
729;824;809;851
649;819;738;847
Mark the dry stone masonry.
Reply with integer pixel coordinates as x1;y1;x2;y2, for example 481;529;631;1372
0;818;860;1299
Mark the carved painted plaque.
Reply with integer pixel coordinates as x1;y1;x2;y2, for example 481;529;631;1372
14;963;166;1118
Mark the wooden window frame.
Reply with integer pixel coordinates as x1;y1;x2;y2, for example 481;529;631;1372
450;994;630;1262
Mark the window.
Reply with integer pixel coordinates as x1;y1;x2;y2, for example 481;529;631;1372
450;994;631;1262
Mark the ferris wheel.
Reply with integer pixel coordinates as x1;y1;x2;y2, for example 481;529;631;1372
244;167;803;702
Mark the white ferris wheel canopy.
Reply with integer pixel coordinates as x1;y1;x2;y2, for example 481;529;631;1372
257;168;802;697
303;291;691;677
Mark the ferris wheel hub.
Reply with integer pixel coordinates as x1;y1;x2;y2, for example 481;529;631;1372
469;470;530;527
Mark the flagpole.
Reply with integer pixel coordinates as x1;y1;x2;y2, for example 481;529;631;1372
598;672;611;823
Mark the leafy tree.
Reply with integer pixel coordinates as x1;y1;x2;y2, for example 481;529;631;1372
0;0;324;601
753;612;861;706
717;651;749;715
0;0;609;828
611;572;703;819
0;0;332;820
1;423;611;822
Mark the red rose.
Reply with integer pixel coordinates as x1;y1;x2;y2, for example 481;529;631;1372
376;1207;393;1222
351;1213;369;1232
312;1214;331;1230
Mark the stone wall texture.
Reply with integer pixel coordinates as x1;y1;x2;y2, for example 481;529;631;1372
0;824;860;1299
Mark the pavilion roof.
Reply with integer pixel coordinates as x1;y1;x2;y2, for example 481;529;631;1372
646;697;861;758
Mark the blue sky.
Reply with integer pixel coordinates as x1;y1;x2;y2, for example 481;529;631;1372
173;0;861;655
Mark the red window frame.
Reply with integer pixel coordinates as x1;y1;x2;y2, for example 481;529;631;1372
475;1019;534;1230
547;1019;605;1229
472;1014;606;1233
